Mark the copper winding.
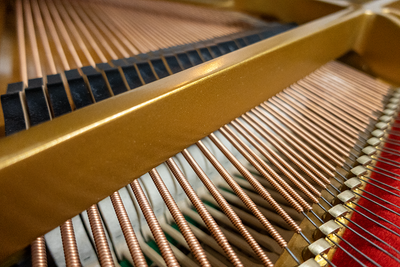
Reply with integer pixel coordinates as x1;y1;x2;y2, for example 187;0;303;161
289;92;364;139
28;3;81;264
61;0;108;63
69;2;119;60
148;168;211;267
16;0;27;85
110;192;147;267
128;10;186;49
220;124;308;212
130;180;180;267
269;97;352;155
284;89;361;137
77;3;130;58
298;79;376;120
303;75;384;124
85;0;248;55
181;149;274;267
114;11;172;50
45;0;83;68
32;0;57;75
24;0;43;78
87;205;115;267
143;11;211;47
241;114;328;190
60;219;81;267
327;62;386;87
134;12;181;47
296;82;372;127
97;5;156;53
106;6;158;51
312;70;386;107
231;119;320;203
165;158;244;267
38;0;70;70
279;89;357;139
304;83;377;127
87;4;139;55
100;0;249;27
244;110;330;185
16;0;254;78
260;102;344;166
310;71;384;109
293;79;388;147
295;72;388;134
129;8;182;49
309;71;386;115
307;74;385;109
325;62;388;91
101;0;245;45
291;84;368;130
23;0;48;261
31;236;47;267
250;108;334;180
276;93;357;147
323;62;390;93
207;133;301;233
196;140;288;248
53;0;96;67
253;106;337;173
165;18;208;44
125;9;171;48
18;4;392;265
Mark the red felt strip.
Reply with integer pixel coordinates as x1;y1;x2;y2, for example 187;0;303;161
332;125;400;266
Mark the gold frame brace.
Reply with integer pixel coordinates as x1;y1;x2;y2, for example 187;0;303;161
0;0;400;262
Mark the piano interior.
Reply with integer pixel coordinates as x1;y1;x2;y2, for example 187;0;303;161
0;0;399;266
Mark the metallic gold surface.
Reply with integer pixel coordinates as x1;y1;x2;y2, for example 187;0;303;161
233;0;345;24
0;8;364;261
1;0;400;263
166;0;234;8
354;12;400;85
172;0;400;19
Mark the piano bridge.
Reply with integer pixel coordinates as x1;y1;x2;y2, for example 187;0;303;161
0;0;399;266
